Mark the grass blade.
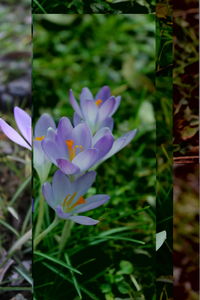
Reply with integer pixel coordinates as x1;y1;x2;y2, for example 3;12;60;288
34;251;82;275
33;0;47;13
9;175;31;206
64;253;82;299
42;262;98;300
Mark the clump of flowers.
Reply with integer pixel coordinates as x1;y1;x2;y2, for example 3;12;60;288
0;86;137;227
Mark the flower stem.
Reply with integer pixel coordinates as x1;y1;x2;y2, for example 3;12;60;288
34;215;59;249
58;220;74;256
34;186;45;239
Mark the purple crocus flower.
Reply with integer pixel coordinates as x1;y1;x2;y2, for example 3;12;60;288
0;106;31;150
33;113;56;182
0;106;56;182
69;86;121;133
41;117;114;175
42;170;109;225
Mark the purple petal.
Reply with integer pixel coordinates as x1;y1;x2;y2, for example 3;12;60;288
14;107;32;146
100;117;114;131
69;90;82;117
0;118;31;150
75;171;96;197
73;123;92;149
72;149;98;172
81;100;98;128
92;127;111;145
111;96;121;115
42;182;54;209
34;113;56;137
45;127;57;141
56;159;80;175
73;194;110;213
68;215;99;225
52;170;71;205
80;87;93;102
57;117;73;141
98;97;116;124
42;140;63;165
73;112;82;126
103;129;138;161
93;130;114;160
55;205;71;219
95;86;111;102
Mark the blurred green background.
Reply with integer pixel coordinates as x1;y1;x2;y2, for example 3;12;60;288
32;0;155;14
33;14;156;300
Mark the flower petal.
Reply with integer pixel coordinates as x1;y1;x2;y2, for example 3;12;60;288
95;86;111;102
81;100;98;128
0;118;31;150
72;149;98;172
103;129;137;161
73;123;92;149
92;127;111;145
56;159;80;175
57;117;73;141
42;140;63;165
33;141;51;183
100;117;114;131
34;113;56;137
55;205;71;219
111;96;121;115
73;112;82;127
93;130;114;160
74;194;109;213
75;171;96;197
68;215;99;225
69;89;82;117
14;107;32;146
42;182;54;209
80;87;93;102
52;170;71;205
98;96;116;124
45;127;57;141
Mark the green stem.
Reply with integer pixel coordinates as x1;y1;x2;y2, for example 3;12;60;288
34;215;59;249
58;220;74;256
34;187;44;238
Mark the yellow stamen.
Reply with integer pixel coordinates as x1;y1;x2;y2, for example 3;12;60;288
35;136;45;141
95;99;103;106
75;145;84;150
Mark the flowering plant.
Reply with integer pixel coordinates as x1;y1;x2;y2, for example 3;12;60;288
0;86;137;249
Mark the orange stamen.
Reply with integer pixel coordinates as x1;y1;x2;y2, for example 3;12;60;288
70;196;86;210
66;139;75;160
62;193;86;212
95;99;103;106
65;140;84;161
35;136;45;141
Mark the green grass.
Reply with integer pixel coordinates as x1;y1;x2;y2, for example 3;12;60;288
33;0;155;14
